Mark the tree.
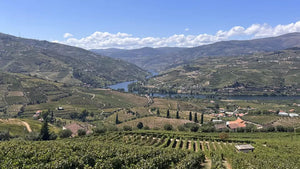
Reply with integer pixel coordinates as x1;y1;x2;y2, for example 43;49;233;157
176;111;180;119
93;126;107;134
194;112;198;123
78;129;87;136
164;124;173;131
123;125;132;131
0;131;10;141
190;125;199;132
137;122;144;129
42;110;49;121
156;109;160;116
50;110;55;124
166;109;170;118
115;113;119;124
79;109;89;122
59;129;72;138
189;112;192;121
40;120;50;140
215;104;220;109
200;113;204;124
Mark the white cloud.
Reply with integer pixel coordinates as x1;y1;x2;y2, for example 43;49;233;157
185;28;189;31
55;21;300;49
63;33;73;38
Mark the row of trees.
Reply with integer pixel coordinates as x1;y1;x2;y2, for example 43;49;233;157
156;109;204;124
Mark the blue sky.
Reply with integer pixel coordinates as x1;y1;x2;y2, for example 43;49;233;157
1;0;300;49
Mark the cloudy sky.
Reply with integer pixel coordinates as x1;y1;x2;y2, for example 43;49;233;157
1;0;300;49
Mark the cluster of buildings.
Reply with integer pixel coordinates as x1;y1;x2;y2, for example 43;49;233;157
278;110;299;117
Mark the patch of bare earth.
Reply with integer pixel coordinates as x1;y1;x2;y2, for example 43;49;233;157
273;117;300;127
7;91;24;96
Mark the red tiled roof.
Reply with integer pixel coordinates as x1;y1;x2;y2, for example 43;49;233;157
227;118;246;129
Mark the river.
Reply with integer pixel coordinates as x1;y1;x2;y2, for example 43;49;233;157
108;71;158;92
108;72;300;100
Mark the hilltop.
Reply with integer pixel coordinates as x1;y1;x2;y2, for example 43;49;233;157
0;33;148;87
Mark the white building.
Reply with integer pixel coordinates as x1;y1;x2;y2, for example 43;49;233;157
289;113;299;117
278;111;289;116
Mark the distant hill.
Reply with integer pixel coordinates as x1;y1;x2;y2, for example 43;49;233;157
91;47;186;71
135;48;300;95
0;33;148;87
92;33;300;71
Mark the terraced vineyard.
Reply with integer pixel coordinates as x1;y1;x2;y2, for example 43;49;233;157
0;133;206;169
0;131;299;168
121;133;238;169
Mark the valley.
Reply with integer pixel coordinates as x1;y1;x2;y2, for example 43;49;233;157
0;32;299;169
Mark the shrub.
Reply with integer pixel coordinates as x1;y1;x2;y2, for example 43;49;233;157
276;125;286;132
0;131;10;141
25;132;40;141
190;125;199;132
123;125;132;131
106;125;118;131
137;122;144;129
49;132;58;140
59;129;72;138
143;126;150;130
78;129;86;136
164;124;173;131
177;125;187;131
286;127;294;132
219;132;229;140
93;126;107;134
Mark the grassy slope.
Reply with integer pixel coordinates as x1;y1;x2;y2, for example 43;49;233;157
144;48;300;95
0;118;60;136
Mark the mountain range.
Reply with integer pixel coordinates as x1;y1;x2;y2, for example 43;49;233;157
0;33;148;87
92;33;300;71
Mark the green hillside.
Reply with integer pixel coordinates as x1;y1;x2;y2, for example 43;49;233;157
0;33;148;87
134;48;300;95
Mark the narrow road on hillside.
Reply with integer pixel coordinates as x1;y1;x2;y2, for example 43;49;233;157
22;121;32;132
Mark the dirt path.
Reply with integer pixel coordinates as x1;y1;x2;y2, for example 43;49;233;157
22;121;32;132
0;119;32;132
91;94;95;100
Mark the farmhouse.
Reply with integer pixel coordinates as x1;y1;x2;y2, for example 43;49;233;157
214;123;228;131
235;144;255;153
226;118;246;129
58;106;64;110
278;111;288;116
289;113;299;117
33;110;42;118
